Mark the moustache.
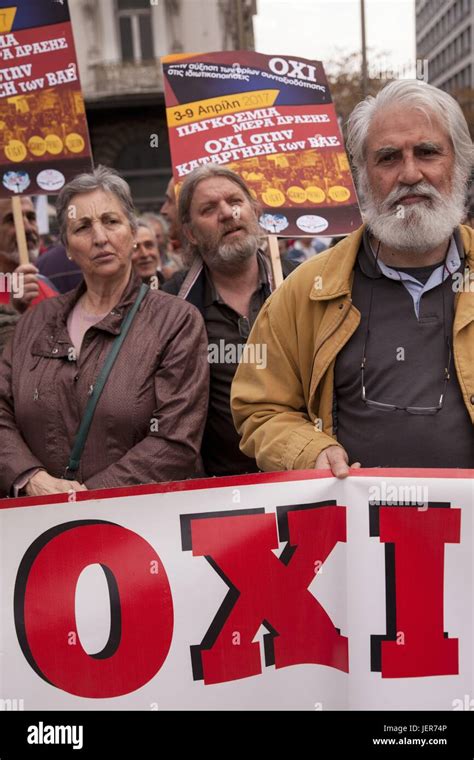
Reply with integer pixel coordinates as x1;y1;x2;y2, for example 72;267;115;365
384;182;442;210
221;223;245;235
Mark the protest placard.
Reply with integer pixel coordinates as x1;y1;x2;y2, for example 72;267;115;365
0;0;92;199
162;51;361;239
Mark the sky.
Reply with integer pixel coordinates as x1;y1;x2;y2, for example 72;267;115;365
254;0;417;77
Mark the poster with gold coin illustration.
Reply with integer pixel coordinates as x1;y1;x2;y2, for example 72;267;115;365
0;0;92;197
162;51;362;238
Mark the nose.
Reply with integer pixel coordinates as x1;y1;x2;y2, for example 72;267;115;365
23;213;36;236
398;152;424;186
136;244;148;258
217;200;234;221
91;221;108;246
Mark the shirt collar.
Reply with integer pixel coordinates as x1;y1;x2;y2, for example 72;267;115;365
55;269;143;337
203;249;269;307
359;228;464;280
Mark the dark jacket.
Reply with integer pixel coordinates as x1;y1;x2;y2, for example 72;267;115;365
162;253;297;476
162;254;297;309
0;272;209;496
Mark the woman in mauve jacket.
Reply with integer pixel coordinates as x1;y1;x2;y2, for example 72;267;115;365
0;166;209;498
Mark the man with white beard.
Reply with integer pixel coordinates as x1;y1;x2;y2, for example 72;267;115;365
163;165;295;476
0;196;56;352
231;80;474;476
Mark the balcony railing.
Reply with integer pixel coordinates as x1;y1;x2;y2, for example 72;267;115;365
87;61;163;99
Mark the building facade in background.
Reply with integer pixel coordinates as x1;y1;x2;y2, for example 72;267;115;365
416;0;473;214
416;0;473;93
69;0;257;211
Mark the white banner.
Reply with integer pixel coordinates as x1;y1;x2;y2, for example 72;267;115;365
1;469;473;711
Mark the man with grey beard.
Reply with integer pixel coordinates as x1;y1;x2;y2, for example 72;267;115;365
232;79;474;477
162;165;295;476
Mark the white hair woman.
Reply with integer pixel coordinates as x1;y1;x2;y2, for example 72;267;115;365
0;166;209;497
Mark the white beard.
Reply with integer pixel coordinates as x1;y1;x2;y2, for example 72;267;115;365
359;168;466;254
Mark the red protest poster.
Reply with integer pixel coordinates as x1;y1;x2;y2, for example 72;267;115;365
0;0;92;197
162;51;362;237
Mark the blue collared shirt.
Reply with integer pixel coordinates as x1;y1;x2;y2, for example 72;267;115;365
368;236;461;318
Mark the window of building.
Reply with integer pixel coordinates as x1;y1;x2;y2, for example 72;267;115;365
116;0;155;63
115;126;172;210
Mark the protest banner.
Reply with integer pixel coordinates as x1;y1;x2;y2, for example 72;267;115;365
162;51;362;241
0;0;92;202
1;468;473;711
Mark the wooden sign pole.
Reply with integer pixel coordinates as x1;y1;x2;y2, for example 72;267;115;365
12;196;29;266
267;234;283;289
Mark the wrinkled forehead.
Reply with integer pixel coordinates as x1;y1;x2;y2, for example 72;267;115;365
136;226;156;244
191;177;248;207
366;104;452;154
166;178;175;200
69;189;125;218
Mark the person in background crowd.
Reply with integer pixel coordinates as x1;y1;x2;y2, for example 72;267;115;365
131;218;165;287
163;164;296;477
232;79;474;477
286;236;328;265
141;211;179;279
0;196;57;352
37;242;83;293
0;166;209;498
160;177;185;274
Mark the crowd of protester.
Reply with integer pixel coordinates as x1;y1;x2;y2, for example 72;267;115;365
0;79;473;497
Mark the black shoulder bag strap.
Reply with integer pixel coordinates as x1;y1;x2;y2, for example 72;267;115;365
63;283;149;480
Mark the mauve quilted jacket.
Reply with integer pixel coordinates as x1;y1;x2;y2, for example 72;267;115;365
0;271;209;496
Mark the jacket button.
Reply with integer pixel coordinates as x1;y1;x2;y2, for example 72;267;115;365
338;304;344;309
470;395;474;405
74;374;79;382
52;348;59;354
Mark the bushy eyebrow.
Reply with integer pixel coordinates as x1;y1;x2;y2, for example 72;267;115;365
73;211;121;223
374;141;444;160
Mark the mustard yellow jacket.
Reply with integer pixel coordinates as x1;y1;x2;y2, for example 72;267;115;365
231;224;474;471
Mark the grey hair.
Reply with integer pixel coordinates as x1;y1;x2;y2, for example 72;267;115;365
178;164;258;228
136;217;159;245
346;80;474;186
141;212;169;246
136;218;154;232
56;164;138;246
